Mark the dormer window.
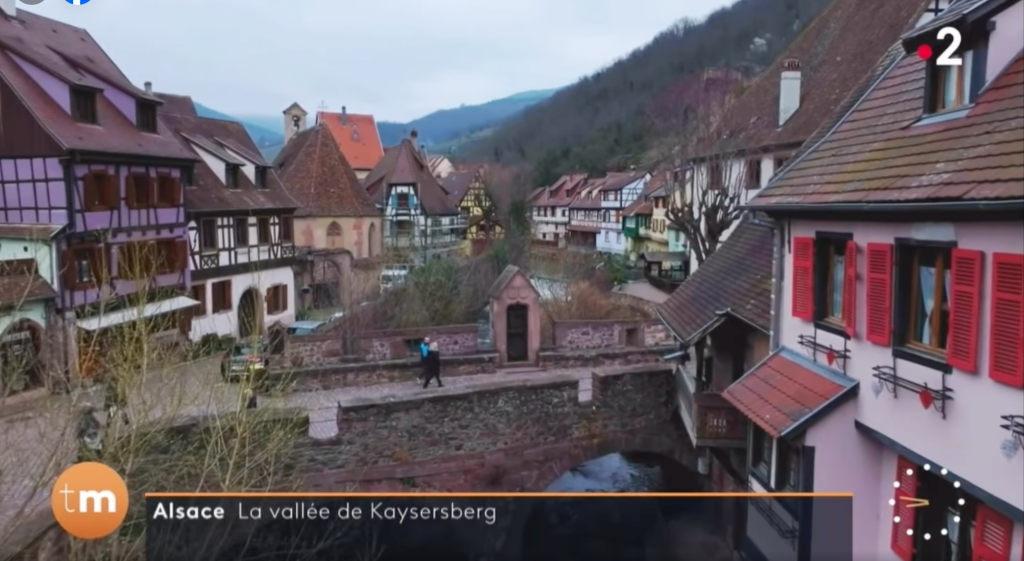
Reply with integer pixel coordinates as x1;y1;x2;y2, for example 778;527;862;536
934;65;965;112
225;165;240;189
136;101;158;133
71;87;97;124
181;166;194;187
255;167;267;189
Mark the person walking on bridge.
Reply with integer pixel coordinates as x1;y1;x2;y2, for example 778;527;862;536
423;341;443;388
419;337;431;382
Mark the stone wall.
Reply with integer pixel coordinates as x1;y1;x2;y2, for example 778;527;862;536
284;319;675;368
552;319;674;350
271;346;674;393
295;363;686;492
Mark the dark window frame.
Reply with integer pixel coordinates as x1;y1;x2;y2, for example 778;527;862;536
126;173;153;208
82;171;118;211
70;87;98;124
200;219;218;251
210;280;233;314
155;175;180;207
225;165;240;189
911;468;978;561
234;218;250;247
255;167;268;189
923;41;987;116
136;101;158;133
746;158;762;190
181;166;194;187
813;232;854;338
280;216;294;243
749;424;773;485
257;217;271;245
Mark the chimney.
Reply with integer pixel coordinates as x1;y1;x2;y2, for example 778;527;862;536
0;0;15;18
779;59;802;127
144;81;152;95
341;106;347;126
410;129;418;141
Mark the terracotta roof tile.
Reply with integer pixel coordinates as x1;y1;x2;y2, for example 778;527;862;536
273;123;380;217
0;11;197;160
362;139;458;215
569;177;607;209
598;171;644;191
0;224;63;239
0;259;56;306
712;0;926;154
155;93;197;116
531;173;587;207
316;111;384;171
750;50;1024;207
722;348;858;438
442;170;477;205
656;218;774;343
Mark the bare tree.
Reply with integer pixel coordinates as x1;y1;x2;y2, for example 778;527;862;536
647;69;751;267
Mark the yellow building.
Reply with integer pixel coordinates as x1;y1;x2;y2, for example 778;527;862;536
443;168;504;256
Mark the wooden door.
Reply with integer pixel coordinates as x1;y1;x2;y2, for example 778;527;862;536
506;304;529;362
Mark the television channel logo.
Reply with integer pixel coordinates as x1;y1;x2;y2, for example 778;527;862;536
51;462;129;540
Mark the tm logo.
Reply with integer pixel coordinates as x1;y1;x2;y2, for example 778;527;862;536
50;462;129;540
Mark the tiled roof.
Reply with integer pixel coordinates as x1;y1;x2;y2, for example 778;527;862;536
363;139;459;215
273;123;380;217
442;169;477;205
722;348;858;438
155;93;197;116
599;172;644;192
750;50;1024;207
624;198;653;216
531;173;587;207
656;218;774;344
569;177;607;209
428;155;450;177
0;11;198;160
0;224;63;240
158;104;299;213
316;111;384;171
0;259;56;306
709;0;926;154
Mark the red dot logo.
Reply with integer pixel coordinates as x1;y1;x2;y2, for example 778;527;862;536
917;44;933;60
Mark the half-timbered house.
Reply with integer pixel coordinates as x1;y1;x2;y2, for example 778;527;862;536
158;94;300;341
363;132;465;263
443;167;504;256
597;171;648;255
0;8;200;378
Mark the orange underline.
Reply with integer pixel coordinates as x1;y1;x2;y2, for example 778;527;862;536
146;492;853;499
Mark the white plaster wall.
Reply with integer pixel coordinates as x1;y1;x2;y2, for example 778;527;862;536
188;266;295;340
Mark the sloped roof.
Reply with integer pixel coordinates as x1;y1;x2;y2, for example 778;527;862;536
0;11;197;160
656;218;774;345
316;111;384;171
362;139;459;215
569;177;607;209
749;50;1024;207
723;347;858;438
158;104;299;213
0;259;56;306
599;172;644;192
531;173;588;207
442;169;477;205
272;123;380;217
710;0;927;154
487;265;538;300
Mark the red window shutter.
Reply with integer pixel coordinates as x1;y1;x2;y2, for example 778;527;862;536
173;240;188;272
865;243;893;346
843;240;858;337
988;253;1024;388
125;175;137;207
890;456;918;561
103;174;119;207
791;236;814;320
971;504;1013;561
947;248;983;373
281;286;288;312
82;174;97;210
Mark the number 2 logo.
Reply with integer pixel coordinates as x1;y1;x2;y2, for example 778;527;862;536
936;27;963;66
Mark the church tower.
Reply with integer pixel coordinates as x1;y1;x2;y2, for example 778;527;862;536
282;102;308;144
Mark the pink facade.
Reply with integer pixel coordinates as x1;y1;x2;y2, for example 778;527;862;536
781;218;1024;559
488;269;542;364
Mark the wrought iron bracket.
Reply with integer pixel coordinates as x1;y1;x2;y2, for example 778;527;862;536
999;415;1024;448
872;363;954;419
797;332;851;374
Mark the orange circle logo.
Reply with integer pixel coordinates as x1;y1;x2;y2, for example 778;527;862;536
50;462;129;540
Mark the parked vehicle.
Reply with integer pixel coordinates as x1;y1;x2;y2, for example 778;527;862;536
220;340;271;383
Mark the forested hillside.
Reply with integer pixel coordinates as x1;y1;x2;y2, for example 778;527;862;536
458;0;835;185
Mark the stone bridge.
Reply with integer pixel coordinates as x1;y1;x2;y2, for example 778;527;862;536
292;363;692;492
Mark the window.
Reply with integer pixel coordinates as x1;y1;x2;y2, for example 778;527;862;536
126;174;153;208
70;87;97;124
898;245;952;355
225;165;240;188
749;424;772;482
82;172;118;210
210;280;232;313
63;246;106;288
255;167;268;189
181;166;194;187
156;176;180;207
604;231;610;242
200;219;218;251
396;193;410;208
280;216;294;243
775;440;801;491
136;101;158;133
257;217;271;244
774;155;790;174
746;159;762;189
793;235;857;337
190;284;207;318
708;162;723;189
267;285;288;315
234;218;249;247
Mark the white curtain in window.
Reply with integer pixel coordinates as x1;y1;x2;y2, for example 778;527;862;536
832;255;845;315
919;266;936;345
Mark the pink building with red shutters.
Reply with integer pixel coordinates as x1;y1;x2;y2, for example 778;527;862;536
723;1;1024;561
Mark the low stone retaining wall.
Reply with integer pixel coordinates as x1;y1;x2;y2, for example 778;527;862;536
551;319;673;350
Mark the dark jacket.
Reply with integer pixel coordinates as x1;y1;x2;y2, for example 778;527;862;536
426;350;441;376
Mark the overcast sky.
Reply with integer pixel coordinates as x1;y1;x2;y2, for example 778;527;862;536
27;0;731;122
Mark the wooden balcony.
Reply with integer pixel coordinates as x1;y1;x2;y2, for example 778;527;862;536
676;366;747;448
